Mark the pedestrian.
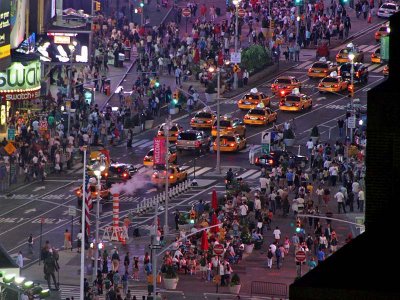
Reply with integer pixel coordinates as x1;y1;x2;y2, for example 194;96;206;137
275;246;282;269
28;234;34;254
122;271;129;295
44;249;59;290
111;247;120;272
294;43;300;62
334;190;347;214
124;252;130;275
243;69;249;86
337;118;345;137
308;257;317;270
317;247;325;264
358;188;365;212
174;210;180;231
175;66;182;85
266;247;274;269
64;229;72;250
16;251;23;269
273;226;281;243
133;256;139;281
77;230;83;253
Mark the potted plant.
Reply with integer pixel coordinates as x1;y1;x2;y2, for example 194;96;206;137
205;81;217;103
144;112;154;130
283;128;295;147
240;226;254;254
162;265;179;290
229;273;241;294
310;125;319;144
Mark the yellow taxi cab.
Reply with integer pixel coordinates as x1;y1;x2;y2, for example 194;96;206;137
383;65;389;76
307;58;337;78
271;76;302;97
213;134;247;152
318;72;349;93
75;182;111;207
336;43;364;64
143;146;178;167
237;88;270;110
243;107;277;126
279;90;313;112
190;110;216;129
371;48;381;64
375;25;389;42
157;122;183;142
151;165;188;186
211;116;246;137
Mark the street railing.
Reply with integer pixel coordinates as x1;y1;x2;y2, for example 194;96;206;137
250;281;288;298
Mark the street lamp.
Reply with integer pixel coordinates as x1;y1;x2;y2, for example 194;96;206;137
232;0;241;90
67;40;77;138
208;65;221;174
348;52;355;143
92;154;106;282
164;116;172;235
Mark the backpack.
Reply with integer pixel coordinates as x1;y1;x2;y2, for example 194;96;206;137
275;248;281;258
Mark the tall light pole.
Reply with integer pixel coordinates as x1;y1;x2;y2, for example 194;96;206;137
208;66;221;174
67;41;77;138
232;0;241;90
80;146;87;300
348;52;355;143
164;116;172;234
296;14;300;46
93;155;106;282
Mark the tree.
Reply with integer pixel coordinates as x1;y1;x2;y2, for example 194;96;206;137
241;45;272;73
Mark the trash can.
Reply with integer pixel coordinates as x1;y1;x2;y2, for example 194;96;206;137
118;53;125;67
124;47;131;61
104;79;111;96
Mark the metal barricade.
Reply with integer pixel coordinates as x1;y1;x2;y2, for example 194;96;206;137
251;281;288;298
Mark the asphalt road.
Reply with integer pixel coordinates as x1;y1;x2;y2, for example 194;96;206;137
0;24;379;267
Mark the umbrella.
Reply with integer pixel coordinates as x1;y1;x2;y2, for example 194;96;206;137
211;212;219;233
201;230;209;251
211;190;218;210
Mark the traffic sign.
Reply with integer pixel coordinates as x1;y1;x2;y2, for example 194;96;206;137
3;142;16;156
262;144;270;155
233;64;240;73
68;206;76;216
237;8;246;18
261;131;271;144
347;116;356;129
213;275;221;284
213;244;224;256
381;36;389;60
182;7;191;17
7;128;15;141
295;250;306;263
230;52;241;64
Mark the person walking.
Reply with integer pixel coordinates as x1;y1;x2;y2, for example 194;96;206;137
124;252;130;275
275;246;282;269
28;234;34;254
273;226;281;244
76;230;82;253
358;188;365;212
266;247;274;269
16;251;24;269
334;190;347;214
64;229;72;250
175;66;182;86
337;118;345;138
243;69;249;86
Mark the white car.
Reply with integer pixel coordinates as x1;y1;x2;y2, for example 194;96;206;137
377;3;400;18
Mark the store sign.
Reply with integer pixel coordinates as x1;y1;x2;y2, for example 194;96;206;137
0;0;11;66
54;35;71;44
0;61;41;101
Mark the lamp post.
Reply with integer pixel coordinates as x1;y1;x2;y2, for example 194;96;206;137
348;52;355;143
164;116;172;235
80;146;87;300
67;41;77;138
93;155;106;282
208;66;221;174
232;0;241;90
296;14;300;46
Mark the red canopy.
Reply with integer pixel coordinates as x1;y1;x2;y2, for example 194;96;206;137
201;230;209;251
211;190;218;210
211;213;219;233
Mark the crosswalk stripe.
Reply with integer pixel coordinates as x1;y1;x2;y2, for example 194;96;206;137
238;169;259;179
248;171;261;180
369;44;380;53
190;167;212;176
358;45;369;51
374;65;385;73
362;45;377;52
131;140;146;148
137;140;154;148
368;64;382;72
297;61;314;69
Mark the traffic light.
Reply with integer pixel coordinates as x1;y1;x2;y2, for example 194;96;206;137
140;2;144;7
94;1;101;12
172;90;179;104
295;218;302;233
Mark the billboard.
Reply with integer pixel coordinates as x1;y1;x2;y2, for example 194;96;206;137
153;137;166;165
0;60;41;101
10;0;26;49
0;0;11;70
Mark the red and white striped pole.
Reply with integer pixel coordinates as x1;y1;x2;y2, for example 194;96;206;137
112;193;120;229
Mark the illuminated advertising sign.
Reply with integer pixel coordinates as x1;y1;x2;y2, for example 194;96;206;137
0;60;41;101
154;137;166;165
0;0;11;69
10;0;26;49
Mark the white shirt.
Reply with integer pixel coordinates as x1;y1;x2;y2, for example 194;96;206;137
254;198;262;210
306;140;314;149
269;243;277;255
329;165;338;176
240;204;248;216
352;182;360;193
16;254;23;268
273;229;281;240
358;190;365;201
260;177;268;189
334;191;345;203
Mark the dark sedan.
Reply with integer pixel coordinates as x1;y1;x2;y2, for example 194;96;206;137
104;163;138;184
254;150;308;169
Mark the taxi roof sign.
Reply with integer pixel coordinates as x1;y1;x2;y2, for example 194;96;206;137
250;88;258;94
292;88;300;95
330;71;338;77
347;43;354;48
256;102;265;108
319;57;327;62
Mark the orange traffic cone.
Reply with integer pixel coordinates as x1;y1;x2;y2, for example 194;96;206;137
368;12;372;23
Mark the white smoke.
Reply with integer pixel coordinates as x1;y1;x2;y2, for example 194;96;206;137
110;172;150;195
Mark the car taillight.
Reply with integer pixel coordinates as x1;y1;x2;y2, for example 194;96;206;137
174;133;179;136
238;100;243;104
324;70;328;73
76;190;81;196
259;116;266;120
244;115;250;119
295;103;299;107
268;159;274;164
336;54;339;58
230;143;235;147
280;90;285;96
191;118;195;123
255;157;259;163
308;68;312;72
122;172;128;178
195;141;201;147
333;84;338;88
356;71;361;77
152;174;157;178
207;120;211;123
104;172;108;177
319;83;323;87
94;191;98;196
227;127;232;130
169;175;174;179
279;100;285;106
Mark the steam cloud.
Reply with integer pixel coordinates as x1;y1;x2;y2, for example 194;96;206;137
110;172;150;195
